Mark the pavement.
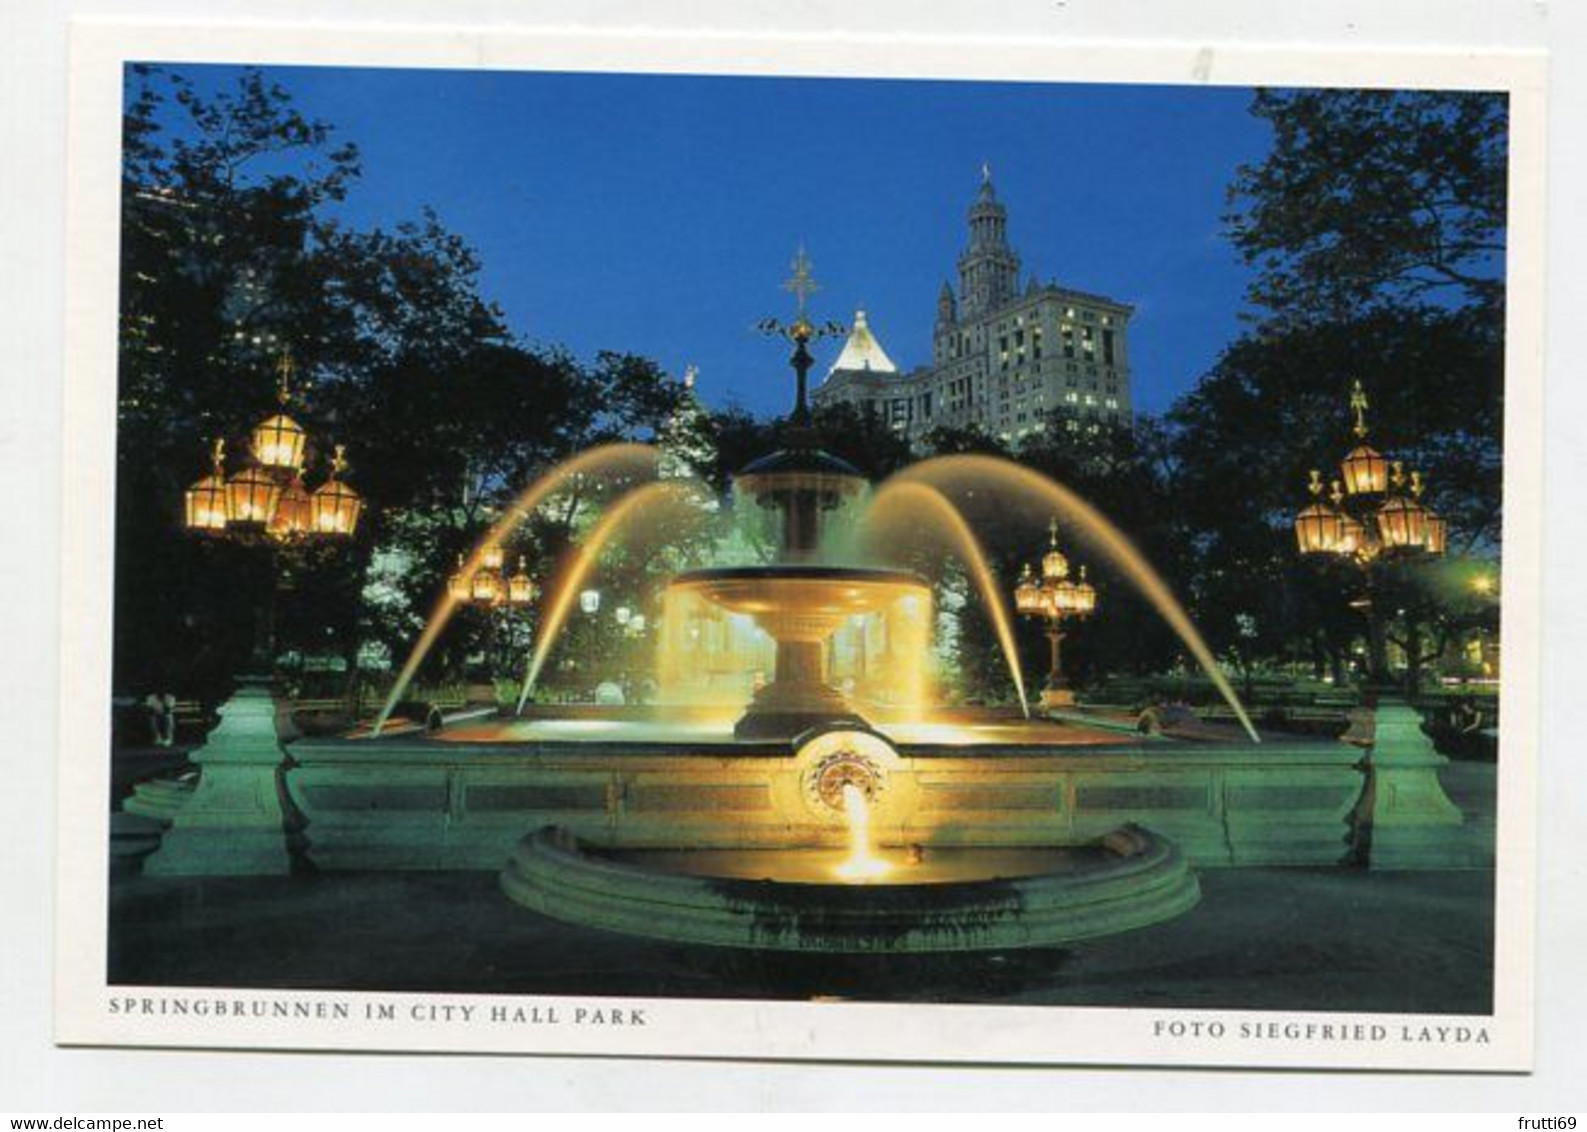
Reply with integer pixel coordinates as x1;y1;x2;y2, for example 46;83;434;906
106;761;1498;1015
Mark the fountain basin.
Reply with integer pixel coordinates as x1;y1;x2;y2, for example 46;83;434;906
500;823;1201;952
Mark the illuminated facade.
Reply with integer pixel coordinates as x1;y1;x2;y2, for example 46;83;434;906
813;169;1134;444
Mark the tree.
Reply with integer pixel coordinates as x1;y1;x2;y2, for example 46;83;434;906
114;67;694;701
1167;88;1508;690
1226;89;1507;323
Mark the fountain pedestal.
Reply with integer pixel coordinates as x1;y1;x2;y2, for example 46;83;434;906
737;638;869;739
669;566;930;741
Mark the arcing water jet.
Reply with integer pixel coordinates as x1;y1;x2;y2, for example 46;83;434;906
892;455;1260;743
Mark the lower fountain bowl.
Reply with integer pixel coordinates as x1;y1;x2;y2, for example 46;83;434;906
500;824;1201;953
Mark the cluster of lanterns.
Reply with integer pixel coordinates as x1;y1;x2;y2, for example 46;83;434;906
1293;380;1447;562
1014;520;1099;623
448;544;538;609
183;355;363;540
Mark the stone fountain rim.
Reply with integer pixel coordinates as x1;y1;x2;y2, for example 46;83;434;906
500;822;1203;952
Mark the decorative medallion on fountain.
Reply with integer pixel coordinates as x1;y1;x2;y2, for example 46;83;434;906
794;727;901;822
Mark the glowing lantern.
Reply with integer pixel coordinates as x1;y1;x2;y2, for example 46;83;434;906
184;439;230;532
1294;469;1342;555
579;589;602;614
251;412;306;472
1072;566;1097;616
1294;502;1342;555
1340;444;1388;496
252;353;308;471
1014;563;1041;614
615;606;632;626
471;568;501;604
480;544;505;571
447;556;472;602
1339;378;1388;495
1376;495;1428;550
268;477;313;540
309;445;362;536
226;465;282;526
507;559;537;606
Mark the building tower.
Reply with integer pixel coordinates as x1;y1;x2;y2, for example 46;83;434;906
936;280;957;334
956;164;1021;320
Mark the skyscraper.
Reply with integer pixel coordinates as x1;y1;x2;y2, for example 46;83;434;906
813;168;1134;445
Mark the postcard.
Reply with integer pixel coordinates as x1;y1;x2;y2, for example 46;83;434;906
55;19;1544;1070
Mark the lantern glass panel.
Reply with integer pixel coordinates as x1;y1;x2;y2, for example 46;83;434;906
1376;497;1428;550
1015;578;1040;614
507;572;536;606
1041;548;1070;580
252;413;307;472
1425;513;1448;555
184;474;230;531
311;480;363;536
472;571;501;603
480;545;505;571
226;467;281;525
1337;515;1365;556
269;479;313;539
448;570;472;602
1341;445;1388;495
1073;582;1097;615
1294;503;1341;555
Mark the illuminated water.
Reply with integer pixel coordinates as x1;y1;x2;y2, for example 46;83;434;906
892;455;1259;743
513;479;708;714
857;480;1030;718
834;781;891;881
372;443;660;736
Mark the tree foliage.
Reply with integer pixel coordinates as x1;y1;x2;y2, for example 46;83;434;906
114;67;692;699
1226;89;1507;322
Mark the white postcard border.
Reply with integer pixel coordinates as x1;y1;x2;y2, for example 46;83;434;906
55;19;1547;1072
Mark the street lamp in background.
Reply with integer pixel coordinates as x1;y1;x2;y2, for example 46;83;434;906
447;551;539;677
1014;519;1098;710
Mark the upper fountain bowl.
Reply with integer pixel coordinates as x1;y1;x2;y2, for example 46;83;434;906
670;565;928;642
734;439;868;509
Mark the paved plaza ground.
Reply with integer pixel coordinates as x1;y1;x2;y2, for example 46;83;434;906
105;763;1497;1015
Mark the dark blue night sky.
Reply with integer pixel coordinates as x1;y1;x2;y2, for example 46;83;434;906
149;66;1275;418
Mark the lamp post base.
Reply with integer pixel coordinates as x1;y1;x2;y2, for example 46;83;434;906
1354;697;1491;870
142;677;305;877
1039;687;1076;709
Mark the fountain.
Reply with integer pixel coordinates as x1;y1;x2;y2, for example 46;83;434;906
248;251;1400;950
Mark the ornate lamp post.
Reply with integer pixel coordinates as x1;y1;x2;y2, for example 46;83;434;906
180;353;365;671
447;551;539;675
1290;379;1445;691
1289;380;1468;871
151;352;366;878
1014;519;1098;708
